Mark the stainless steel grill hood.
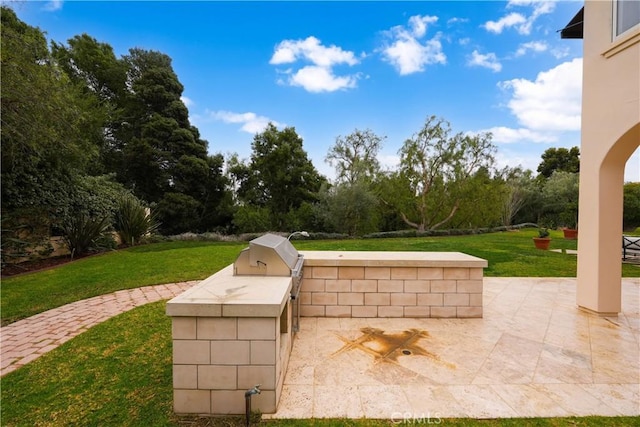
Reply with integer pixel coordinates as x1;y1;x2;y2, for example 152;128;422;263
234;233;302;277
233;233;305;331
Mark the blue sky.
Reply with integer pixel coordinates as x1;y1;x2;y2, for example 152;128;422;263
10;0;640;182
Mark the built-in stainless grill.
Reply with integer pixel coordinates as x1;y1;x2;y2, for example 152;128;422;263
233;233;304;331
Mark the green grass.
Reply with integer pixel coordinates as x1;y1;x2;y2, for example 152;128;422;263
2;229;638;325
1;301;636;427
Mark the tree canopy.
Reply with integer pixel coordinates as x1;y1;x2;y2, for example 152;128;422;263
392;116;496;231
537;146;580;178
325;129;385;185
1;7;103;224
231;123;326;231
49;30;230;234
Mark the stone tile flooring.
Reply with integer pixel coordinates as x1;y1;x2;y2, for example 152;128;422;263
267;278;640;419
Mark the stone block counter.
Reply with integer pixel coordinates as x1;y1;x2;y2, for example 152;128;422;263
298;251;488;318
166;265;293;415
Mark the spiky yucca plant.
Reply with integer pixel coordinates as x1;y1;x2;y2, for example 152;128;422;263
115;194;160;246
62;214;111;259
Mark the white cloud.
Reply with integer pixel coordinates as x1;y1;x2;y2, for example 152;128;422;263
180;96;194;107
408;15;438;38
458;37;471;46
550;46;570;59
474;126;557;144
269;36;360;92
210;111;283;134
43;0;63;11
485;1;557;35
500;58;582;131
471;57;582;149
509;0;556;17
380;15;446;75
515;41;548;57
378;153;400;172
494;148;542;174
447;17;469;26
484;13;527;34
270;36;359;68
468;50;502;72
287;66;358;93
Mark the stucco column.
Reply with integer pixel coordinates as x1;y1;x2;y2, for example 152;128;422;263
576;159;624;316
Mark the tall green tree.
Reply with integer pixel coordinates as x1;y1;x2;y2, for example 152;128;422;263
51;35;231;234
322;129;385;235
497;167;537;227
448;167;504;229
51;34;128;174
1;7;101;224
394;116;496;231
537;146;580;178
325;129;385;185
232;123;326;231
121;48;208;203
316;182;379;236
541;171;579;228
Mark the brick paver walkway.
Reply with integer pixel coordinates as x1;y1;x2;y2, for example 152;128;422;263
0;281;198;377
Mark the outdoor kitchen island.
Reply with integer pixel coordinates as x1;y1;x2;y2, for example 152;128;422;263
167;264;294;415
167;235;488;416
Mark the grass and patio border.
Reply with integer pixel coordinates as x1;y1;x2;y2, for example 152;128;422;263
1;229;638;425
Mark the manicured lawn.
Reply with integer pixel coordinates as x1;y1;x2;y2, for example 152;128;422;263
2;229;638;325
1;301;636;427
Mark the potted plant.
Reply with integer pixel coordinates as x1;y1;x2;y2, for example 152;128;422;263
562;226;578;240
533;227;551;250
561;208;578;240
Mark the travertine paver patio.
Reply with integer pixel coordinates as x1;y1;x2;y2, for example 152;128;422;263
0;281;198;376
267;277;640;419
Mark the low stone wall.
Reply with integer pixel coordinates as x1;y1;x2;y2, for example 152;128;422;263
298;251;487;318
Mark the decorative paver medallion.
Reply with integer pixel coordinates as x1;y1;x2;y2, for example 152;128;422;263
332;327;451;366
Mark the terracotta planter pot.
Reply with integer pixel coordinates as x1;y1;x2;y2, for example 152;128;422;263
533;237;551;250
562;228;578;240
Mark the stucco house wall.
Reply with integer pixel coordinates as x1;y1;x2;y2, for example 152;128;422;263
576;0;639;315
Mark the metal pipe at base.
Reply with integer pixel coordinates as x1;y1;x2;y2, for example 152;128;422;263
244;384;261;427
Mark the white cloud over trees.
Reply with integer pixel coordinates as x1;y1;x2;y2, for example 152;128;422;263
380;15;446;75
501;57;582;132
476;57;582;145
210;111;282;134
269;36;361;93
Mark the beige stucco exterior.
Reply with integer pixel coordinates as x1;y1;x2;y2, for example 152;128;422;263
576;1;640;315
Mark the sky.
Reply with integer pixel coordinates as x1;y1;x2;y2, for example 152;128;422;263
9;0;640;183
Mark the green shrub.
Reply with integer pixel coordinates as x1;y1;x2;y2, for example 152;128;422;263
115;194;160;246
155;192;201;235
232;205;272;234
62;214;111;258
1;212;52;266
623;182;640;230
